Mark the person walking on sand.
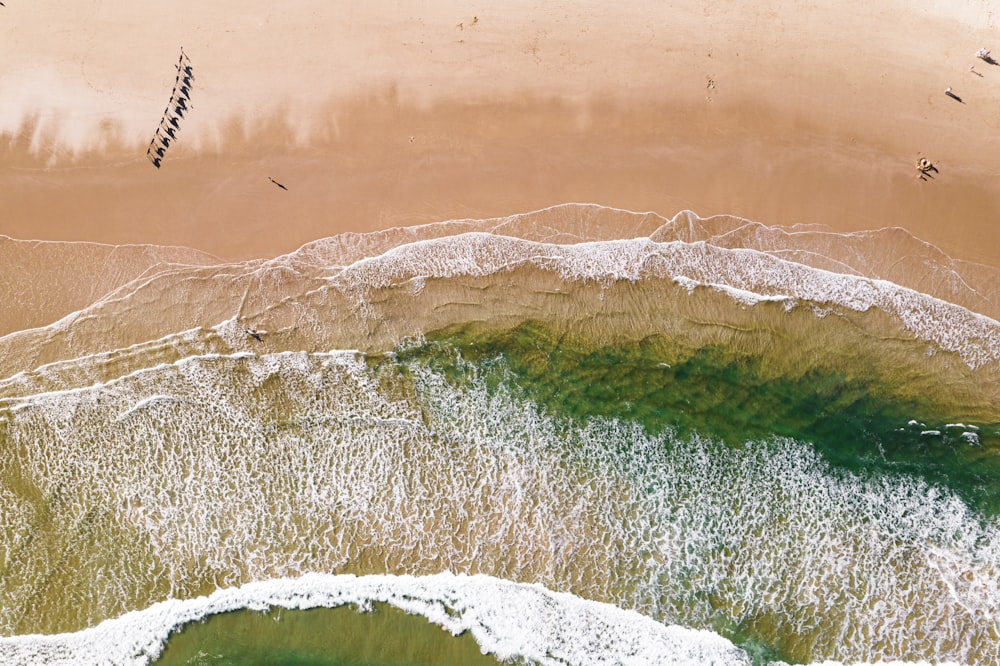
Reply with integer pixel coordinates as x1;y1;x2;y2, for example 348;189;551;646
915;156;938;180
975;48;997;65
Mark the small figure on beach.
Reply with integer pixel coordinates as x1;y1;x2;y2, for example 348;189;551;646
975;48;997;65
268;177;288;191
245;328;264;343
944;87;963;103
971;65;983;77
915;156;938;180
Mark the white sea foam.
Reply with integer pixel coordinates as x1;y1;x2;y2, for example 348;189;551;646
0;572;752;666
2;207;997;396
808;662;960;666
327;232;1000;368
0;344;363;412
961;432;982;445
674;274;792;306
2;351;999;663
945;423;979;431
115;395;179;421
0;570;962;666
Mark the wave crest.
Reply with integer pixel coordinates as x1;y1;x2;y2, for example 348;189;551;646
0;572;751;666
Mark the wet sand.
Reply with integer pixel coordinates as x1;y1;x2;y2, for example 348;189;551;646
1;0;999;270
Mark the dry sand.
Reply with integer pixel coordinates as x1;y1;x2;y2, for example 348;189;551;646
1;1;999;272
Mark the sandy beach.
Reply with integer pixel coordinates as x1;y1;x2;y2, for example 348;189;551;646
2;0;999;269
7;4;1000;663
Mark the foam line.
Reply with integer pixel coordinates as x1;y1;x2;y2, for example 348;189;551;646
0;341;363;406
0;572;753;666
328;232;1000;368
115;395;179;422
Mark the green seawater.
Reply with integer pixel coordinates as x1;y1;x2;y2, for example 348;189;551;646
382;322;1000;663
9;320;1000;665
154;604;513;666
392;322;1000;515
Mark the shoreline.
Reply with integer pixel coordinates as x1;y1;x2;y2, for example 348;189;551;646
4;3;1000;662
3;204;1000;366
3;224;999;421
3;90;1000;269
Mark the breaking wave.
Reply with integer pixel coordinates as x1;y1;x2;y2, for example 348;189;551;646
2;205;999;664
0;572;752;666
1;350;998;663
